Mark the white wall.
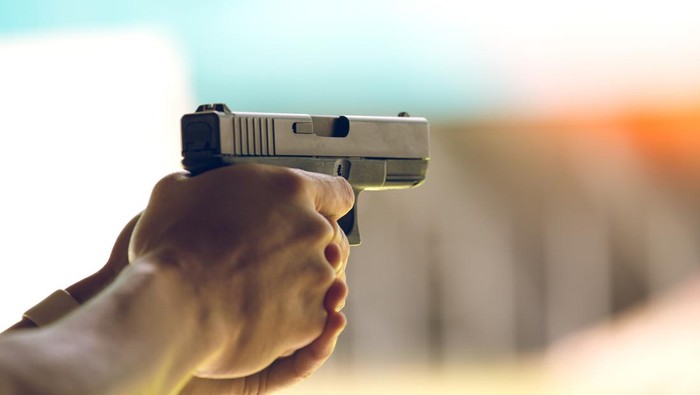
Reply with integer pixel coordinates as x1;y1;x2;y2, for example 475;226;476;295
0;28;193;329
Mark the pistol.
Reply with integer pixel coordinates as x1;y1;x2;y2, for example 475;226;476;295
181;103;429;245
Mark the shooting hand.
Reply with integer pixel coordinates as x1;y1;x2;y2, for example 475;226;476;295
128;164;354;378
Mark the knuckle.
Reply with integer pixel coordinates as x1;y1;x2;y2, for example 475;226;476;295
336;177;354;203
271;168;310;199
336;226;350;256
298;215;333;242
151;172;183;196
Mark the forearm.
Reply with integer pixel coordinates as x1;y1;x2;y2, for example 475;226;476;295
0;260;217;395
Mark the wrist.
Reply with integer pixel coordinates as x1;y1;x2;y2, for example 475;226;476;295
1;259;231;395
60;259;229;393
131;251;252;377
127;256;230;364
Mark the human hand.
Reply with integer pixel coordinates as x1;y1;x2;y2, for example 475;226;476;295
128;164;354;378
179;278;348;395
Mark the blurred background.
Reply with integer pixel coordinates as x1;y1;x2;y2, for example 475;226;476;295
1;1;700;393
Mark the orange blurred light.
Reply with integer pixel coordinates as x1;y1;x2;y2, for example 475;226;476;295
620;106;700;167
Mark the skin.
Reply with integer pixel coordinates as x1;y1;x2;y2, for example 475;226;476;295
0;164;353;395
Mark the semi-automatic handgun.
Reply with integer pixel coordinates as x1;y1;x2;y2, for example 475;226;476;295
181;103;429;245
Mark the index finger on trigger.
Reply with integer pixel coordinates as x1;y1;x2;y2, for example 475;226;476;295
294;169;355;221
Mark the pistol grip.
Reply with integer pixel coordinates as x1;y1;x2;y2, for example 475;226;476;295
338;189;361;246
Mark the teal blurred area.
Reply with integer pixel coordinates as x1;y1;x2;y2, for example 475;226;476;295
0;0;497;118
